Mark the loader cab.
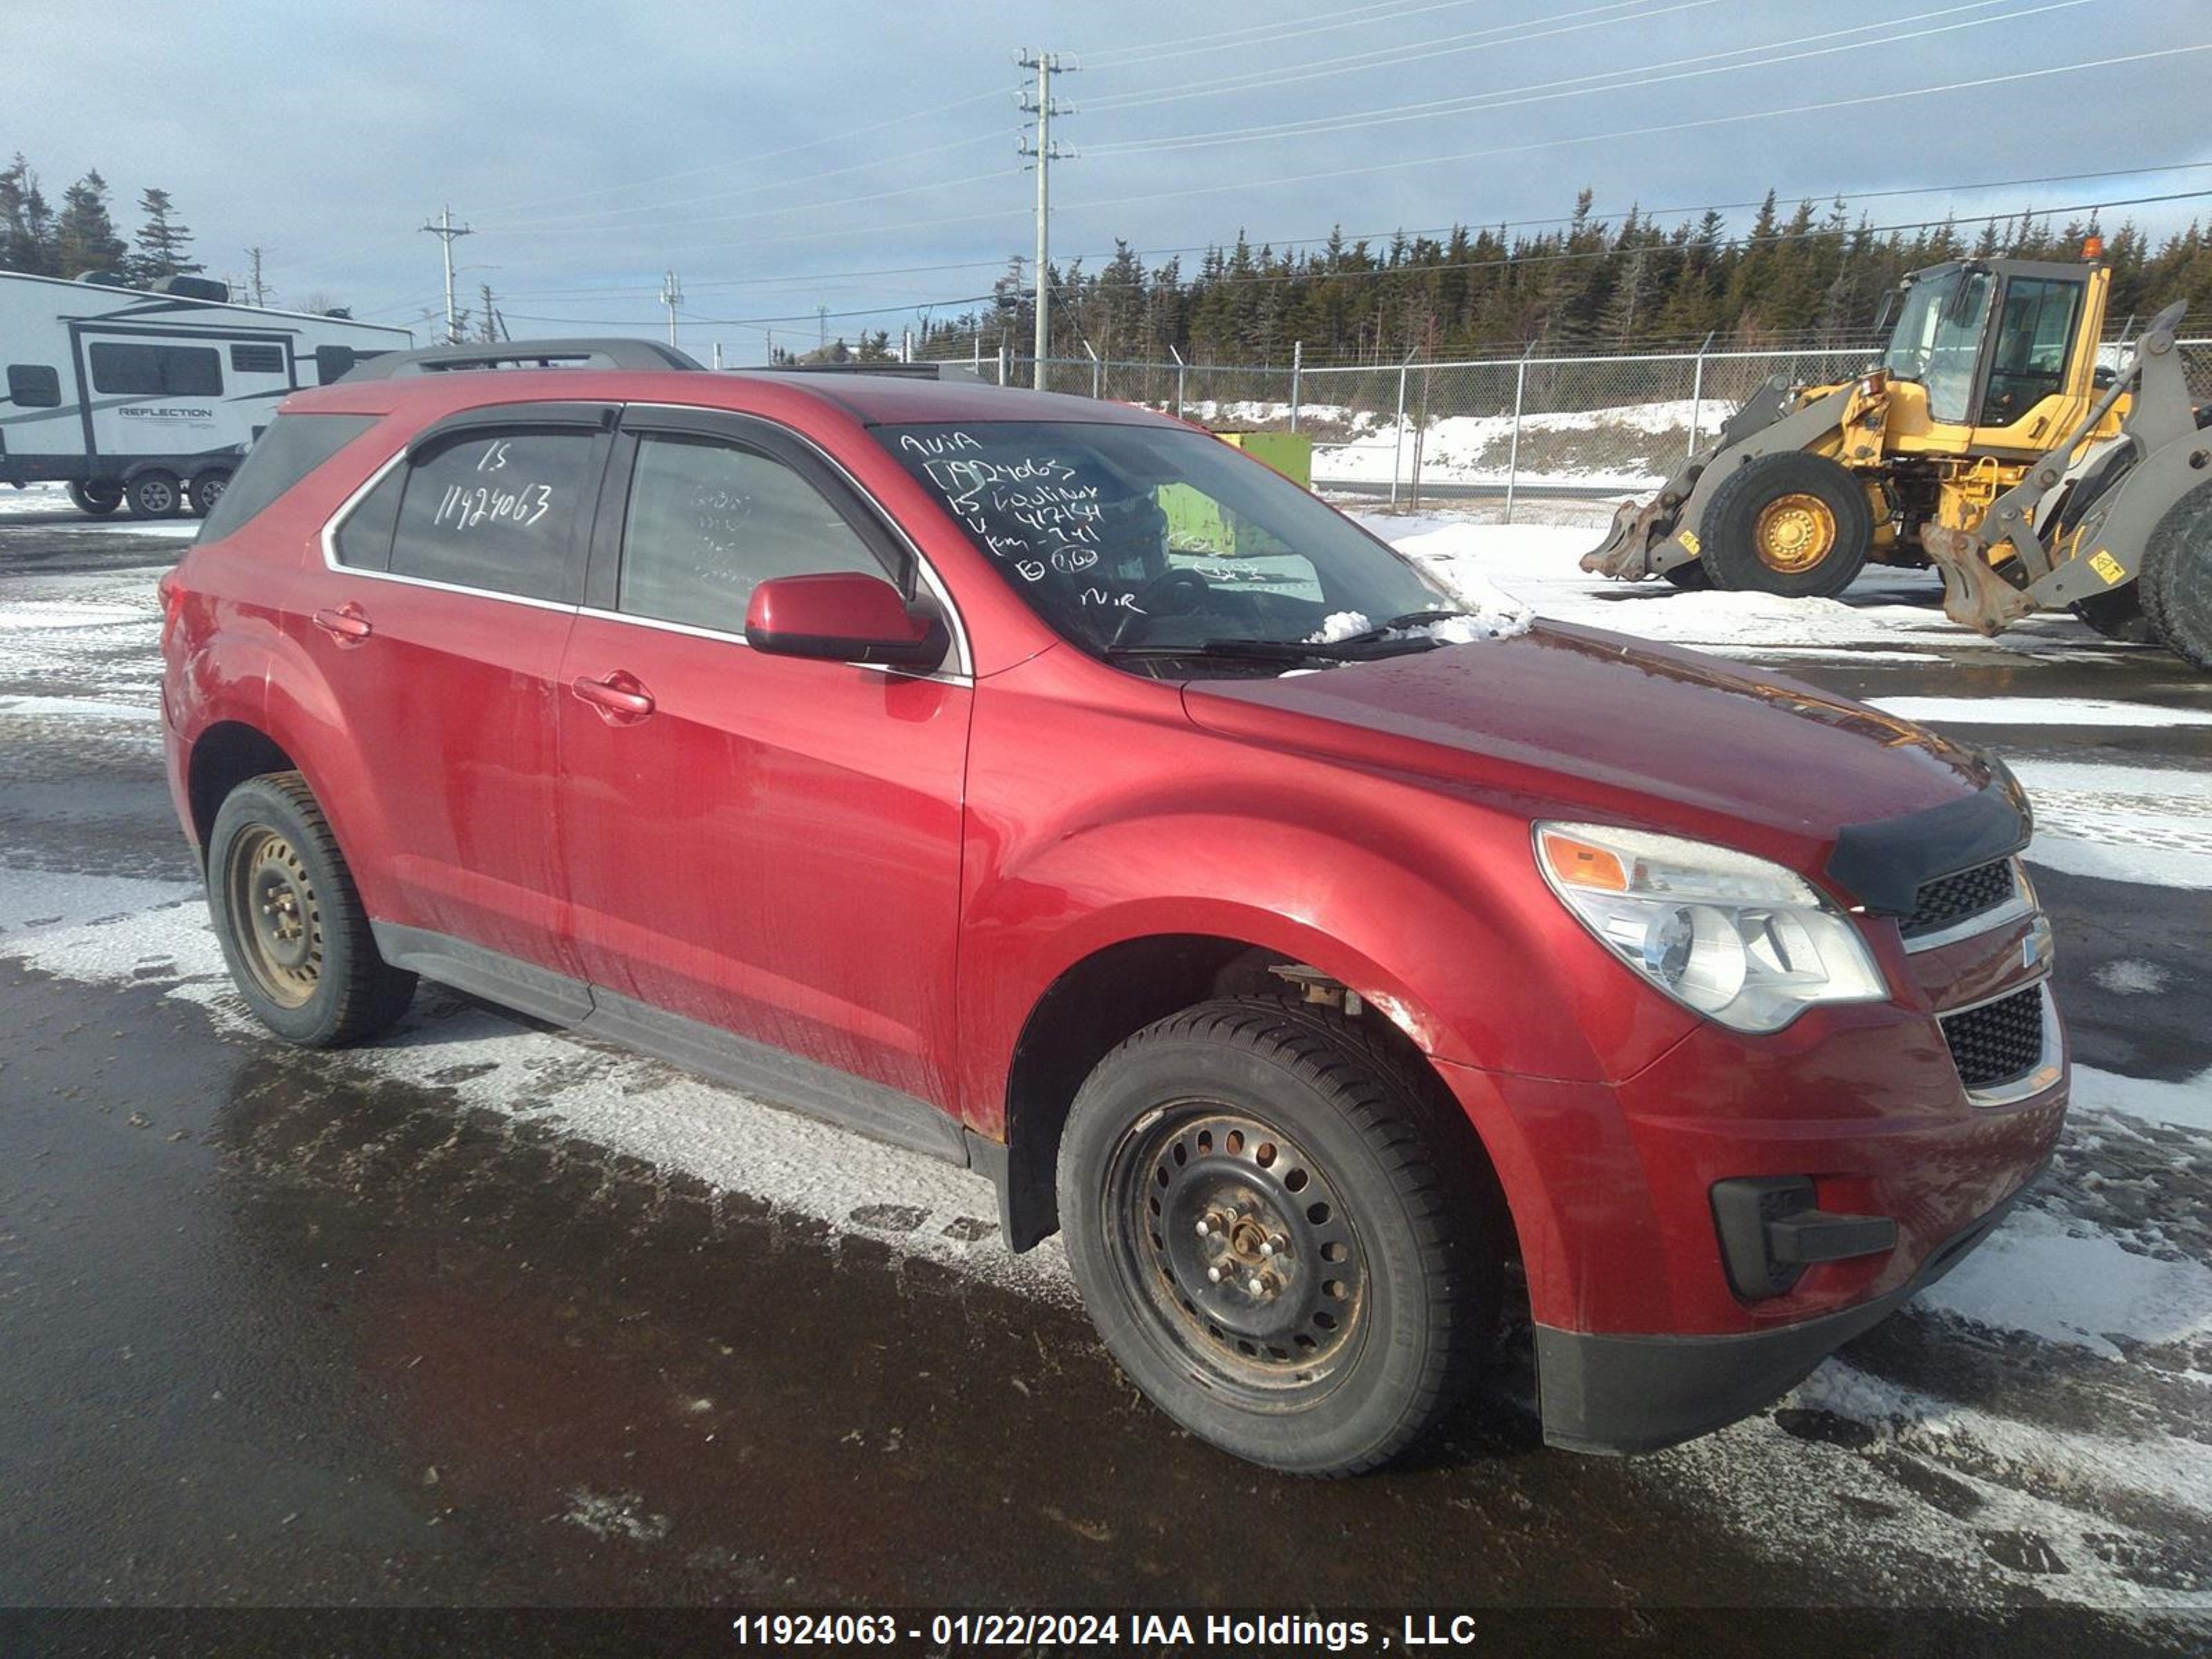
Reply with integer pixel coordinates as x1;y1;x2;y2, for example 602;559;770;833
1880;259;2106;450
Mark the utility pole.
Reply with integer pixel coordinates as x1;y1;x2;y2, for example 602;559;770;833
817;304;828;355
1017;48;1074;391
660;270;684;349
420;206;474;344
245;246;269;308
478;283;502;343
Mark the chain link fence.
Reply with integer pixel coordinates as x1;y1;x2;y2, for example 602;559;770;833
984;338;2212;521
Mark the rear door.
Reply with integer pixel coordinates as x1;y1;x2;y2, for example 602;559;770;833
312;403;612;988
555;406;971;1112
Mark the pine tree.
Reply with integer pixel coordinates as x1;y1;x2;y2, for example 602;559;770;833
0;153;57;274
131;186;200;283
53;169;127;277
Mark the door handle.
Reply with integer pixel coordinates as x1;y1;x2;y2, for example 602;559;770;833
311;603;373;644
571;672;655;723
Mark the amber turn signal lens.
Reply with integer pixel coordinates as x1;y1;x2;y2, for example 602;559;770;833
1541;833;1629;892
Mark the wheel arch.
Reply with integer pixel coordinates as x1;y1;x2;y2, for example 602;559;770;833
185;720;299;854
992;929;1518;1264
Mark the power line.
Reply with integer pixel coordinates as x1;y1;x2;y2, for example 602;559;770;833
1080;0;1492;69
1088;0;2099;155
1062;42;2212;214
473;86;1013;217
478;128;1013;232
1085;0;1723;113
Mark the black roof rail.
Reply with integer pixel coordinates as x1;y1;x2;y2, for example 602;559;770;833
751;362;981;382
339;337;704;381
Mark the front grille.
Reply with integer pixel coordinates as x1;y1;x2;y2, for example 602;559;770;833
1941;984;2046;1091
1904;859;2016;938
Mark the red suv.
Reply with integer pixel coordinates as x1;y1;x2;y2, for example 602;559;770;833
161;340;2067;1475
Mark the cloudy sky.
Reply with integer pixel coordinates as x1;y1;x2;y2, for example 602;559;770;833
13;0;2211;353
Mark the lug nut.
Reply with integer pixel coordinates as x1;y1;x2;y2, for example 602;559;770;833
1206;1266;1222;1283
1246;1276;1266;1295
1194;1219;1211;1237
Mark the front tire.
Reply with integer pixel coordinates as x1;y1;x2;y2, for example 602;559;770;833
205;771;416;1047
1058;998;1495;1476
126;470;181;519
2139;478;2212;672
1700;451;1873;598
1661;559;1712;590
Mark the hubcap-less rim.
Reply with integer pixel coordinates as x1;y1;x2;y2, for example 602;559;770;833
1109;1103;1368;1401
223;827;324;1007
1754;491;1838;573
141;480;176;514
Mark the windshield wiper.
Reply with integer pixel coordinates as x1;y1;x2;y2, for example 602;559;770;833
1101;632;1441;666
1324;608;1469;646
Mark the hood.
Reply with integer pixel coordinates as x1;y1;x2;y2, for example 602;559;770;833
1181;621;2014;901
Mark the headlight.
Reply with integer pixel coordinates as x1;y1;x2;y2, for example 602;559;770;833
1535;821;1888;1034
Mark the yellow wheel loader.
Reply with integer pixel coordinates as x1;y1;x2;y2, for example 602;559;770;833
1583;248;2212;664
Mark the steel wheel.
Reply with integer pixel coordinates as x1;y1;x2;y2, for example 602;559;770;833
1754;491;1838;573
222;825;325;1009
1108;1101;1369;1403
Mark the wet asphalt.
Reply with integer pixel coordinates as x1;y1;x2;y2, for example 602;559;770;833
1;511;2209;1653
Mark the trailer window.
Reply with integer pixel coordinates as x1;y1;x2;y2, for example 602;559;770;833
196;413;379;544
88;341;223;398
229;343;287;375
6;364;62;408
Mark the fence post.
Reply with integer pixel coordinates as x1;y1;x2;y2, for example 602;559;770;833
1503;341;1533;524
1085;341;1102;400
1686;330;1714;458
1289;340;1303;433
997;342;1009;386
1170;344;1187;420
1389;349;1413;509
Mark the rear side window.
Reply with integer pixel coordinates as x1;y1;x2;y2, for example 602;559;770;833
6;364;62;407
196;413;379;543
88;341;223;397
229;342;286;375
386;428;597;602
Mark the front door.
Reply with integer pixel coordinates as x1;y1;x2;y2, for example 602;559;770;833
556;409;971;1112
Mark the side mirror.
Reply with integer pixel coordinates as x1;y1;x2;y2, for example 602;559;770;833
744;571;949;672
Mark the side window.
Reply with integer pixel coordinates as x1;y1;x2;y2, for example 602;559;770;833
617;433;892;631
1979;277;2082;427
229;342;286;375
197;412;379;543
6;364;62;407
88;341;223;397
387;427;597;602
333;467;403;572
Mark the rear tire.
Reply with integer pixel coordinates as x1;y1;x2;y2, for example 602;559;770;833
2139;478;2212;672
205;771;416;1047
1661;560;1712;590
126;471;182;519
1058;997;1496;1476
186;468;231;518
68;480;122;516
1700;451;1873;598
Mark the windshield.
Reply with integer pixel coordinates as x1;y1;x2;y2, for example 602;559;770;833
877;420;1451;666
1882;267;1992;423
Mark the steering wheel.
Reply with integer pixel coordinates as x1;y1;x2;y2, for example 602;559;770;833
1108;567;1214;648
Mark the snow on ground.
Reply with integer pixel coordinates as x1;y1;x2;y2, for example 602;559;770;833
0;481;199;537
1873;697;2212;729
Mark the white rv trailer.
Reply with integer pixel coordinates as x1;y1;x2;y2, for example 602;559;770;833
0;269;411;518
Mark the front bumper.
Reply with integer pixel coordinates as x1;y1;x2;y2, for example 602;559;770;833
1533;1169;2039;1454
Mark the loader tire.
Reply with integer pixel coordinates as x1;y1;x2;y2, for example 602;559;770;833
2070;585;2159;646
1700;451;1873;599
1661;560;1712;590
2139;478;2212;673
